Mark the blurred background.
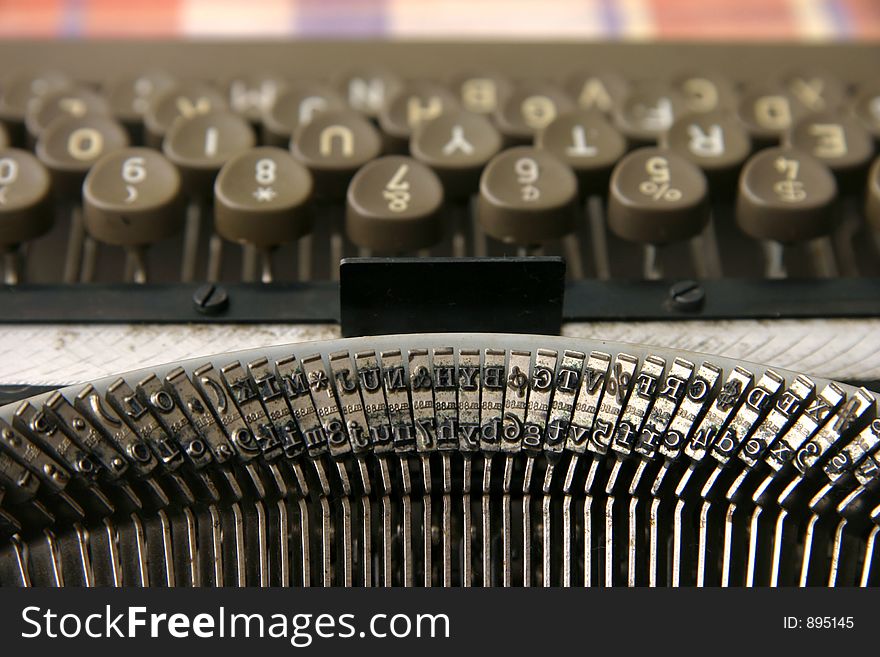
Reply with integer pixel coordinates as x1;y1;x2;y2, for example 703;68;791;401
0;0;878;40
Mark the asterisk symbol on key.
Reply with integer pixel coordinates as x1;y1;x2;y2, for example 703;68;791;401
253;186;277;202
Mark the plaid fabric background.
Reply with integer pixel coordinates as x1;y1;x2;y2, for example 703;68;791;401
0;0;878;39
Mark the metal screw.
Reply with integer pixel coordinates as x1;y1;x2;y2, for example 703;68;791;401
193;284;229;315
668;280;705;312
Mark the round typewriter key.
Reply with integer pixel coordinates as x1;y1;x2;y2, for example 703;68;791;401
566;71;628;114
787;113;875;183
410;110;502;199
83;148;182;247
671;72;736;114
226;73;286;123
215;147;314;248
162;110;256;195
661;110;752;180
0;149;53;246
478;146;577;246
35;114;130;196
736;147;837;243
608;147;709;244
452;72;512;115
106;70;176;127
292;109;383;199
0;70;71;130
853;83;880;140
494;82;574;144
346;155;444;253
335;68;402;118
25;86;109;140
783;70;846;113
737;86;803;144
613;83;686;144
867;157;880;232
379;82;459;152
536;109;626;194
144;82;227;148
263;83;346;147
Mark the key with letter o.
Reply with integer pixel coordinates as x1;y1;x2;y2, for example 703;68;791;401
292;109;382;200
608;147;709;245
346;155;444;254
478;146;578;246
36;114;130;196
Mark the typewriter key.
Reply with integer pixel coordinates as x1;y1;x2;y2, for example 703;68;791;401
613;83;686;144
737;85;803;144
410;109;502;199
661;110;752;180
379;81;459;153
225;73;286;123
163;110;256;281
494;82;574;144
36;114;130;283
566;71;628;115
786;113;875;182
336;68;402;118
106;71;176;135
478;146;577;248
868;157;880;234
25;87;109;142
783;70;846;114
263;82;345;147
346;155;444;254
83;148;182;282
293;110;383;276
452;72;512;115
853;82;880;140
0;149;52;283
144;81;227;149
536;109;626;194
0;70;71;137
737;147;837;277
671;72;736;114
608;147;709;278
214;147;314;282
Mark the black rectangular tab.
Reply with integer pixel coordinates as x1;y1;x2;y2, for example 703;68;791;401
340;257;565;337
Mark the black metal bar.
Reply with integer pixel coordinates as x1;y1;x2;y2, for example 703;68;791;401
0;278;877;324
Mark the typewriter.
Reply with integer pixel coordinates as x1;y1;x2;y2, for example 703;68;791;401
0;40;878;588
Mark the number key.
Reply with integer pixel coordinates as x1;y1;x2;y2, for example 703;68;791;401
83;147;183;247
736;146;837;243
478;146;578;246
214;147;314;248
0;149;53;248
346;155;444;253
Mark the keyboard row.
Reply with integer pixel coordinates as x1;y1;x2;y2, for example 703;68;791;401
1;68;879;283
